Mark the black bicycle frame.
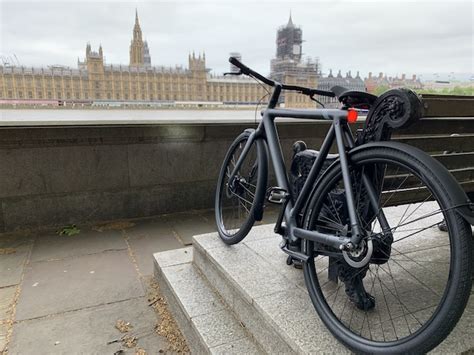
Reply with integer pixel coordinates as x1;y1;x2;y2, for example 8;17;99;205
229;84;383;253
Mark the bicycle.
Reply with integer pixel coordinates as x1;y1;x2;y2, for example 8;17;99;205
214;57;474;353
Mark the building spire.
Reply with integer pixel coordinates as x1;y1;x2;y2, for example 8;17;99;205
287;11;294;27
130;9;144;66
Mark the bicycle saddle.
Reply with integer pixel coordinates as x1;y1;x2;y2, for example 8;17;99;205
331;85;378;108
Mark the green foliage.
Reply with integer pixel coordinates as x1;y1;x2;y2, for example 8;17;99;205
372;85;473;97
415;86;473;96
57;224;80;236
373;85;390;96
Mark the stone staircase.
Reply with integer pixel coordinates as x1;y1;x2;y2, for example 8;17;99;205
153;224;473;354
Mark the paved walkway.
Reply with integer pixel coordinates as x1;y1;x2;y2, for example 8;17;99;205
1;205;469;354
0;208;279;354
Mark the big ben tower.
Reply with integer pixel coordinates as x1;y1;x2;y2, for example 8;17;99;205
129;9;145;66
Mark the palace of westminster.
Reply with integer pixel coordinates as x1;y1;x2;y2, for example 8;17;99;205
0;12;421;108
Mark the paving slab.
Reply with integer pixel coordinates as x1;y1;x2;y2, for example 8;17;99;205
30;228;127;262
153;246;193;269
0;234;34;288
0;323;7;353
124;215;173;238
15;250;144;321
8;297;166;354
167;211;216;245
195;208;216;224
0;252;29;289
0;286;16;320
125;218;183;275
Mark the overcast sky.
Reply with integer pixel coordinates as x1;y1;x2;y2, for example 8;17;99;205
0;0;472;80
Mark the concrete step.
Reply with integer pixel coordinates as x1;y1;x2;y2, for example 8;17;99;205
191;224;474;354
191;226;346;354
153;247;264;354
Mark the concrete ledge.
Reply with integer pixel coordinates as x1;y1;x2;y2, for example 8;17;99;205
192;228;345;354
190;225;474;354
153;247;263;354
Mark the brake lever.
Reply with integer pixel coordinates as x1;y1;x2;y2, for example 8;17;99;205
309;94;325;108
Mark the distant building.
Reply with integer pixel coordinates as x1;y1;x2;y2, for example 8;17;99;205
270;14;320;108
229;52;242;73
143;41;151;67
317;69;366;108
364;72;423;93
275;13;302;62
0;11;270;106
129;10;146;66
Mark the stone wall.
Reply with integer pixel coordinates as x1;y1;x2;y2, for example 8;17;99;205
2;114;472;233
0;121;337;232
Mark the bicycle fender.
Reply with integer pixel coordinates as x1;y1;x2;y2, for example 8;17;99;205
351;141;474;225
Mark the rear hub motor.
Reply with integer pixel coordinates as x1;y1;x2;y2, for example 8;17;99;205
342;239;373;268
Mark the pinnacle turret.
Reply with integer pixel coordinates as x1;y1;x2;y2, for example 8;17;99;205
287;11;294;28
130;9;145;66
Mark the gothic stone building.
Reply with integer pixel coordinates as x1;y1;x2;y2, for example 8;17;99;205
0;11;273;106
270;14;320;108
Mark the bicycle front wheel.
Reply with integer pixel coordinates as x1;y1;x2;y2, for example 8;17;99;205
215;131;267;245
302;143;472;353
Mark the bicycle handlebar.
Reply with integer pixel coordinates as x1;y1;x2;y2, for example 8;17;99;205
229;57;335;98
229;57;274;86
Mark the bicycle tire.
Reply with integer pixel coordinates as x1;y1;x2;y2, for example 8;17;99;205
215;131;267;245
302;143;472;353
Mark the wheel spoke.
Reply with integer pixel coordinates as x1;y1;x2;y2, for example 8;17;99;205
303;154;461;346
217;137;259;237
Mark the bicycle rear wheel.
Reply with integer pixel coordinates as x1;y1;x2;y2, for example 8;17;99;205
302;144;472;353
215;131;267;245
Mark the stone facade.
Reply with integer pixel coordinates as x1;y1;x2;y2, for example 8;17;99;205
317;69;366;108
0;12;320;108
364;72;423;93
0;11;271;106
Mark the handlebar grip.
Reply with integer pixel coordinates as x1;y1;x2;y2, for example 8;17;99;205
310;89;336;98
229;57;250;74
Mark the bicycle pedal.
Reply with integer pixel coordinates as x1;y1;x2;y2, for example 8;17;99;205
266;187;288;204
280;243;309;263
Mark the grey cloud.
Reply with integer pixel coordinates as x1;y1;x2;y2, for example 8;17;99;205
1;1;472;78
